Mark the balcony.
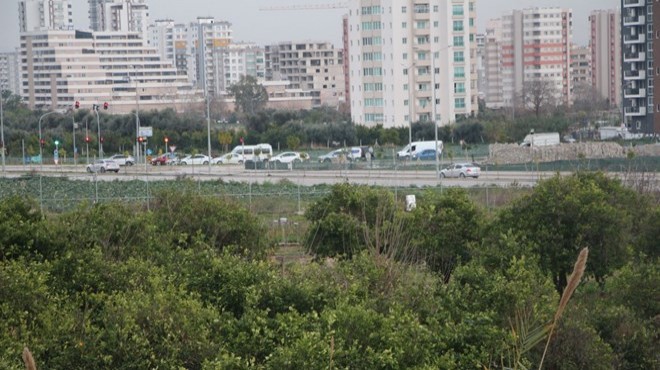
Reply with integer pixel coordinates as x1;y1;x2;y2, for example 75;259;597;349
624;69;646;80
623;51;646;62
624;106;646;116
623;0;645;7
623;15;645;26
623;33;646;44
624;88;646;98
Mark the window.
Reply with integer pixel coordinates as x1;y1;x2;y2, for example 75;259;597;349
455;98;466;108
453;21;464;31
454;67;465;78
452;5;464;16
402;6;407;13
453;36;464;46
453;51;464;62
454;82;465;93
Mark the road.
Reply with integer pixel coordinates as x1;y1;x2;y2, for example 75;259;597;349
0;163;579;188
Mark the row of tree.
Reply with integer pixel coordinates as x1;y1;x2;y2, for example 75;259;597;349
0;172;657;368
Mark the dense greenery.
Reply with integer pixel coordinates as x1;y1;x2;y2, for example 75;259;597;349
0;173;658;369
1;89;610;160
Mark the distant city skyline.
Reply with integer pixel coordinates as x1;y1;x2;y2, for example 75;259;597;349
0;0;619;51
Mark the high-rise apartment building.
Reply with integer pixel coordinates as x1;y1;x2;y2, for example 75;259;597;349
19;0;73;32
0;51;22;95
265;41;345;108
621;0;659;133
590;9;621;108
483;19;504;108
347;0;478;128
192;17;233;96
570;45;592;98
19;30;200;113
88;0;149;40
148;19;176;62
499;7;573;107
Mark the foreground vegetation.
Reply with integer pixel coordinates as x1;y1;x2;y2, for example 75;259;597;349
0;172;658;369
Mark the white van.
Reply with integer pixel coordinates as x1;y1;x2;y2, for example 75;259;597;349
397;141;443;159
231;143;273;162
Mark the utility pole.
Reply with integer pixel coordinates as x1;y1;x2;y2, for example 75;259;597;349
1;90;5;174
207;94;212;173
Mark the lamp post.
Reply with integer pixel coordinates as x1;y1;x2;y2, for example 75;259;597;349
406;62;414;153
1;90;5;174
206;94;212;173
431;44;453;179
93;105;102;158
38;111;60;171
132;66;141;164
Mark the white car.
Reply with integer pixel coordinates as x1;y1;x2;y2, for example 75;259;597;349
439;163;481;179
318;149;348;163
212;153;245;165
179;154;211;165
106;154;135;166
271;151;306;164
86;159;120;173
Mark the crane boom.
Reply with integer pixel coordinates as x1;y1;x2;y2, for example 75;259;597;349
259;3;348;11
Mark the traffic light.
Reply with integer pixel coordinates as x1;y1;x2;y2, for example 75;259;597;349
85;136;90;143
100;137;105;143
40;139;45;147
138;136;143;143
54;140;60;146
103;102;109;110
74;101;80;109
92;104;99;111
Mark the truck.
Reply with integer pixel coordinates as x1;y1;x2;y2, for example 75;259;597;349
397;140;443;159
520;132;560;147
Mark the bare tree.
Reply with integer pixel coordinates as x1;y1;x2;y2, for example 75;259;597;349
522;79;558;118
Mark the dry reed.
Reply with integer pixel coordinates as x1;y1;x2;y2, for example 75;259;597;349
22;347;37;370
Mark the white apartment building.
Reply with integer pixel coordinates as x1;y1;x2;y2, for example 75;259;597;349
192;17;233;96
19;30;201;113
484;18;504;108
148;19;176;62
88;0;149;40
265;41;345;108
222;43;265;88
499;7;573;107
19;0;73;32
589;9;621;108
347;0;478;128
0;51;22;95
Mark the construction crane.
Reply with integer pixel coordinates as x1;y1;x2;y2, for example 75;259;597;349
259;3;348;11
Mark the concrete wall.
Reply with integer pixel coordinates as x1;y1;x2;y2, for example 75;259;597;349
488;142;660;164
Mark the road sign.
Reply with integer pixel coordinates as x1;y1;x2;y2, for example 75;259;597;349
169;145;176;153
138;126;153;137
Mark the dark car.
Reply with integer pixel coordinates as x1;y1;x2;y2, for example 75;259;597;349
412;149;438;161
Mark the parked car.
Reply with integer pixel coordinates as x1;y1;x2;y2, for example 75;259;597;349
106;154;135;166
318;148;348;163
151;153;178;166
212;153;245;165
86;159;120;173
412;149;438;161
347;146;373;161
439;163;481;178
271;151;307;164
179;154;210;165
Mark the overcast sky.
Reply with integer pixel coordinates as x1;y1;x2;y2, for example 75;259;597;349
0;0;619;52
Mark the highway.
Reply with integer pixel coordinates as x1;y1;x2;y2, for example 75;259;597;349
0;163;581;188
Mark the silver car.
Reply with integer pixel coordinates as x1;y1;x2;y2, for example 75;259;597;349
439;163;481;178
106;154;135;166
86;159;120;173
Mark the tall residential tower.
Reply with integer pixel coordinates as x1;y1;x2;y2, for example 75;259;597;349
347;0;478;128
590;9;621;108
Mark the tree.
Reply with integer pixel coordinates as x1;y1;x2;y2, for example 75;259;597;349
228;75;268;115
492;172;637;292
522;79;558;118
217;131;232;153
286;135;301;150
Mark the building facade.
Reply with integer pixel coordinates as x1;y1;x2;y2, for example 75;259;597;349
498;7;573;108
347;0;478;128
620;0;658;133
88;0;149;40
265;41;345;108
590;9;621;108
192;17;233;96
570;45;592;101
0;51;22;95
19;0;73;32
19;30;201;113
483;19;504;108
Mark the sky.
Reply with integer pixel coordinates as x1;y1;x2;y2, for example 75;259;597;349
0;0;620;52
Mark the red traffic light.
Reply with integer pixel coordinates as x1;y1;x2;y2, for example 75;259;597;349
100;137;105;143
103;102;109;110
138;136;143;143
40;139;45;147
74;101;80;109
164;137;169;143
85;136;90;143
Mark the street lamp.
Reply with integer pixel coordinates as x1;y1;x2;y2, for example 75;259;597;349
93;104;102;158
131;65;141;163
1;90;5;174
38;111;60;171
206;94;212;173
431;44;453;179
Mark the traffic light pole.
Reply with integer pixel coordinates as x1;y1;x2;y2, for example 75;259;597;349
1;91;5;175
94;108;102;159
